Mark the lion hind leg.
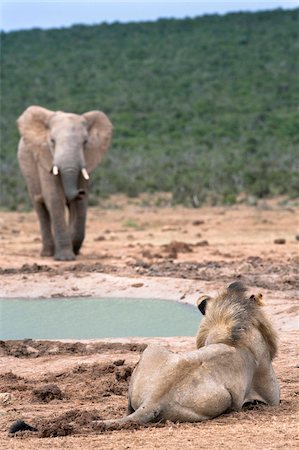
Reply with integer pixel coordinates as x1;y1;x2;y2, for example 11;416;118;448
166;406;210;422
94;404;163;430
250;366;280;406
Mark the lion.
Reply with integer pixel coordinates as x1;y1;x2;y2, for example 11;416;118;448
97;281;280;428
9;281;280;434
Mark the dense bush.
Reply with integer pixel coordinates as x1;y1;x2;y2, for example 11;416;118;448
1;9;298;209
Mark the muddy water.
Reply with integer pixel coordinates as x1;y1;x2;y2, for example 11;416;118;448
0;297;201;340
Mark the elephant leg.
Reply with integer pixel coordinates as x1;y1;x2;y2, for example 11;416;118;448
40;169;75;261
51;208;75;261
50;208;75;261
68;197;87;255
18;142;55;256
34;197;55;256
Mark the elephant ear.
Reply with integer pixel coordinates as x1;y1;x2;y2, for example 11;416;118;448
83;111;113;173
17;106;55;171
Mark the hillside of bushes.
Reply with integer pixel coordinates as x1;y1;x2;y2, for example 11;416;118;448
1;8;298;209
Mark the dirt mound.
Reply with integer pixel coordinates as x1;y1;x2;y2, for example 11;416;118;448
115;366;132;382
0;339;147;358
32;384;64;403
36;409;102;438
162;241;193;259
39;361;136;403
1;257;298;292
0;371;31;396
0;263;53;275
36;409;166;437
37;414;74;438
134;257;299;290
0;262;107;276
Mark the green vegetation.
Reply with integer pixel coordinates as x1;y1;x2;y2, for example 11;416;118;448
1;9;298;209
123;218;140;229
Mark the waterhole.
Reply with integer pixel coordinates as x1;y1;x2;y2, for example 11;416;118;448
0;297;201;340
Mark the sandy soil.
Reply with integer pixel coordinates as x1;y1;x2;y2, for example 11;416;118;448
0;194;298;449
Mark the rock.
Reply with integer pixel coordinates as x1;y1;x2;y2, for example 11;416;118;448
131;282;144;288
94;235;106;241
274;238;286;245
161;226;179;232
237;262;252;273
48;346;60;354
195;240;209;247
26;346;39;356
163;241;193;255
0;393;12;404
113;359;125;366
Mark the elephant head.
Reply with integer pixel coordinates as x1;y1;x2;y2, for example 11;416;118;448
17;106;112;201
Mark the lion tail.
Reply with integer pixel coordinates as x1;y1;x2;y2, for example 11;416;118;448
9;420;38;434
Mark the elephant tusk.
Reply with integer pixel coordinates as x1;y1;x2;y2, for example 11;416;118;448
52;165;59;176
81;168;89;180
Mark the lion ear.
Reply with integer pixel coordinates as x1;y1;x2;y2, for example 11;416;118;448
83;111;113;173
196;295;211;315
17;106;55;171
249;293;265;306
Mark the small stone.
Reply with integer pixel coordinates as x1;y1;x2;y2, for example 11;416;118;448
0;393;12;404
274;238;286;245
113;359;125;366
26;346;39;355
48;346;60;354
161;226;178;232
131;283;144;288
94;235;106;241
195;240;209;247
237;262;252;273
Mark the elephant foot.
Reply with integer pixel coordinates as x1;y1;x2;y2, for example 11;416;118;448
72;238;84;255
41;246;55;257
54;249;76;261
73;245;82;255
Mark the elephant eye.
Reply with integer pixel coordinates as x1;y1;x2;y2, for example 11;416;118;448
50;138;55;146
83;138;88;146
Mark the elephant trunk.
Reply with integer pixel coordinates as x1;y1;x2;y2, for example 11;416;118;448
60;168;86;202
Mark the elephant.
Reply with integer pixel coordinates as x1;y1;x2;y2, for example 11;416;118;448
17;105;113;261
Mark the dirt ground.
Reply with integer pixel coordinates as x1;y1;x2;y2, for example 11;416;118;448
0;194;298;449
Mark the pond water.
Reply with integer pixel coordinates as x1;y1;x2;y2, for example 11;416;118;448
0;297;201;340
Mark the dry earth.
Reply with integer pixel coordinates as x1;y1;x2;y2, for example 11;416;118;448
0;194;298;449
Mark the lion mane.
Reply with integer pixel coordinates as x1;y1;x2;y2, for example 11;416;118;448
196;281;278;360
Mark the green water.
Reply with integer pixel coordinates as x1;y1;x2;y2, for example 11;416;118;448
0;297;201;340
